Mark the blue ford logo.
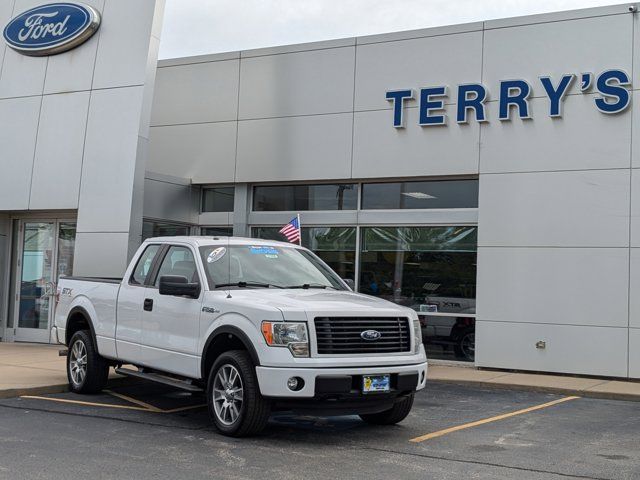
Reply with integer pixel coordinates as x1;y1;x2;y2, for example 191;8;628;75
3;3;101;57
360;330;382;341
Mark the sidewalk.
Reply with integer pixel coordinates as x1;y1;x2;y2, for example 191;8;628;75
2;342;640;401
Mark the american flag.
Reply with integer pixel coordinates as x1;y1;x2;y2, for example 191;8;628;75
279;216;301;244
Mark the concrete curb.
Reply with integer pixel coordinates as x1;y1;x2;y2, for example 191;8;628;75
429;378;640;402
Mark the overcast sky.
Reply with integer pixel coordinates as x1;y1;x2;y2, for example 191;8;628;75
159;0;619;59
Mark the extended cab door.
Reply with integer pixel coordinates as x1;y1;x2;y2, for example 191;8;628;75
115;244;163;364
140;244;203;378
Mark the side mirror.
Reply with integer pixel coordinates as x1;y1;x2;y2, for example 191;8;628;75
342;278;355;291
159;275;200;298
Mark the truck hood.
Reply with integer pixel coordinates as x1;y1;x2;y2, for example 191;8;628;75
224;289;413;319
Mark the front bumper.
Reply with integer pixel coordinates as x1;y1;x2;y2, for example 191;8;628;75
255;361;428;398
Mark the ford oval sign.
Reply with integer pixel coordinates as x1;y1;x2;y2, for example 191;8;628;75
360;330;382;341
3;3;101;57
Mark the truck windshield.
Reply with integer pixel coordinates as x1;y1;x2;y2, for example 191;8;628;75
199;244;345;290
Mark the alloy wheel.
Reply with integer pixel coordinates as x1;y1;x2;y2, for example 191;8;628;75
212;364;244;425
69;339;87;386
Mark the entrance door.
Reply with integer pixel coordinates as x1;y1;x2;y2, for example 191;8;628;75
12;220;76;343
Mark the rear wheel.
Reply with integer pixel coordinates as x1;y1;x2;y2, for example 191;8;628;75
359;393;414;425
207;350;271;437
66;330;109;394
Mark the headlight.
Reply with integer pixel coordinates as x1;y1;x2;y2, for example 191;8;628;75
261;322;309;357
413;317;422;353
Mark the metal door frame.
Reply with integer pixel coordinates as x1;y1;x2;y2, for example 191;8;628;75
9;217;76;343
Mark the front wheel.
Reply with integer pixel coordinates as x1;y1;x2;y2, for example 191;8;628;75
67;330;109;394
207;350;271;437
359;393;414;425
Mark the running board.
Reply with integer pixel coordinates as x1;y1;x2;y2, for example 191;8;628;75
114;367;203;392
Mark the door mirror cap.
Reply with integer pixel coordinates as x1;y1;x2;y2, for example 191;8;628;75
342;278;355;291
158;275;200;298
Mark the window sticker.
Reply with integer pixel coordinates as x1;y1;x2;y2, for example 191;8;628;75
207;247;227;263
249;246;279;255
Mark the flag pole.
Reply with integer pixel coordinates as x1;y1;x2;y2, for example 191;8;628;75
297;213;302;246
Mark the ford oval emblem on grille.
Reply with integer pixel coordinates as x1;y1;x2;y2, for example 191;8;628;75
360;329;381;341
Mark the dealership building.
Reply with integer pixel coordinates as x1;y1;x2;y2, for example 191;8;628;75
1;1;640;379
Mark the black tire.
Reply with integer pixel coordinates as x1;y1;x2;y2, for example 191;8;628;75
207;350;271;437
66;330;109;394
453;327;475;362
359;393;415;425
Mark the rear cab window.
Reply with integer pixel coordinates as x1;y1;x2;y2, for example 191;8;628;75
130;244;161;285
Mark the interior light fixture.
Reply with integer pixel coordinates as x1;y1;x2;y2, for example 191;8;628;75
401;192;436;199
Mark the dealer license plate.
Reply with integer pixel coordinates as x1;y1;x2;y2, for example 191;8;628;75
362;374;390;393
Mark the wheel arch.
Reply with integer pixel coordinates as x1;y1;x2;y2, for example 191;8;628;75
201;326;260;380
65;306;98;348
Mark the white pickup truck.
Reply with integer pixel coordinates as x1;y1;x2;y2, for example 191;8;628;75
54;237;428;436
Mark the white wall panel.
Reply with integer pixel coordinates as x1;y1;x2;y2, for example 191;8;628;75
92;0;158;89
355;31;483;112
480;94;632;173
629;328;640;378
478;170;630;247
477;247;629;327
239;47;355;119
148;122;237;184
236;114;352;182
0;96;40;210
483;14;632;97
0;0;15;80
152;60;239;125
43;0;104;94
476;321;628;377
29;92;90;210
77;86;144;232
353;107;480;178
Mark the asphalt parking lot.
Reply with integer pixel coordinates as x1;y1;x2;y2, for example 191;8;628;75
0;381;638;480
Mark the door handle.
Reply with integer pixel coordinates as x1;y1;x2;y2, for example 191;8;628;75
143;298;153;312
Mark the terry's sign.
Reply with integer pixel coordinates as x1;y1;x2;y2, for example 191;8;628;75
386;70;630;128
3;2;101;57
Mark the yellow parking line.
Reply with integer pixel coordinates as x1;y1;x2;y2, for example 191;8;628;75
162;404;207;413
20;395;153;412
410;396;580;443
104;390;162;412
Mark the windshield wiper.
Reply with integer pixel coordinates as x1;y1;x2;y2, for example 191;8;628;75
285;283;338;290
214;282;283;289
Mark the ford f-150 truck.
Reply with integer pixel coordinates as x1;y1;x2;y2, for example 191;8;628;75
53;237;428;436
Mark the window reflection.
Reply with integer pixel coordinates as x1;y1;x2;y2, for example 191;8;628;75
252;226;356;281
253;184;357;211
362;180;478;210
142;221;190;241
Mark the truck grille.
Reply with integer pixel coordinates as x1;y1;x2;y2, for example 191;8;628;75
314;317;411;355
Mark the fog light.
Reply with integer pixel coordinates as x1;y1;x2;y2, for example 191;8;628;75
287;376;304;391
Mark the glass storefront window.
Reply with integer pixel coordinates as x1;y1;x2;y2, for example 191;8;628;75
202;187;235;212
252;226;356;281
253;184;357;211
200;226;233;237
361;179;479;210
142;221;190;241
359;226;477;362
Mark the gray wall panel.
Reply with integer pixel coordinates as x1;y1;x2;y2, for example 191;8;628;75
0;96;40;210
478;170;630;248
29;92;90;210
148;122;237;183
152;59;239;125
239;47;355;119
354;31;483;111
477;247;629;327
476;321;628;377
483;14;632;97
353;107;480;178
235;114;353;182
